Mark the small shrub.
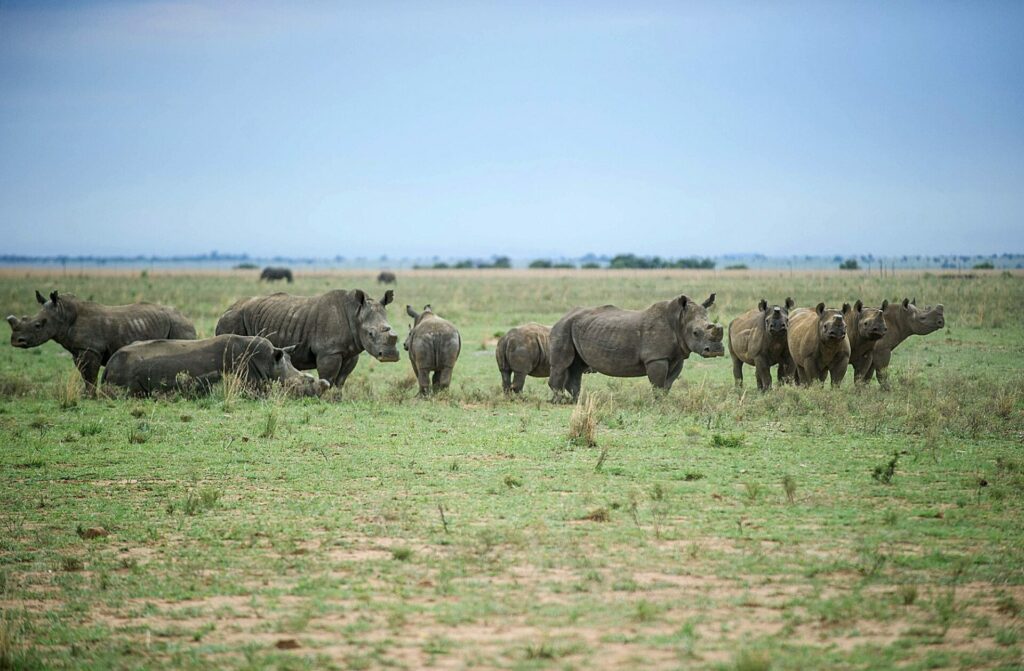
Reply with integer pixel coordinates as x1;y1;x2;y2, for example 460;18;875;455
78;422;102;437
503;475;523;489
781;474;797;503
633;599;660;623
897;584;918;605
568;394;598;447
994;592;1020;617
744;481;761;503
684;472;704;481
127;422;149;444
872;452;899;484
391;547;413;561
994;628;1018;646
733;649;772;671
710;433;745;448
260;405;279;439
60;556;84;572
54;372;81;409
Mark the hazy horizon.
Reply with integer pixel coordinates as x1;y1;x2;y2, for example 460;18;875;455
2;1;1022;258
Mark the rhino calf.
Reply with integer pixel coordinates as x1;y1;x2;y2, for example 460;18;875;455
843;299;888;385
6;290;196;391
260;267;293;283
103;334;329;397
404;305;461;395
859;298;945;390
496;323;551;393
728;298;795;390
787;303;850;387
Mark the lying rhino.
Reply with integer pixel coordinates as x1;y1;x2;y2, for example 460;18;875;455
728;298;795;390
377;271;397;285
215;289;399;393
496;323;551;394
103;334;329;398
787;303;849;387
843;299;888;385
856;298;945;389
548;293;724;402
260;267;293;283
6;290;196;391
404;305;461;395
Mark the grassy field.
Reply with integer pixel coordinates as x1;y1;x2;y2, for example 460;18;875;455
1;268;1022;670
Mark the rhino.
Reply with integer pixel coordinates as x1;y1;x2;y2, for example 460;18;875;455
728;297;795;390
214;289;399;393
856;298;945;389
6;290;196;391
843;299;889;385
496;323;551;394
377;271;397;285
103;334;330;398
548;293;724;402
787;303;849;387
404;305;461;395
260;267;293;283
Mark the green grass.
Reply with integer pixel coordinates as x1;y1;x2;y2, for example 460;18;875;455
0;268;1022;669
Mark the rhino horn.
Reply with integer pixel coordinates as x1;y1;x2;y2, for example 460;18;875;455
702;293;716;308
35;290;46;305
5;315;17;328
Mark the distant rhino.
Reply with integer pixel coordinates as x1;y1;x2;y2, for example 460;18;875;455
404;305;461;395
103;334;330;398
856;298;945;390
843;299;888;385
728;298;795;390
787;303;849;387
377;271;397;285
496;323;551;394
215;289;399;393
6;290;196;391
548;293;724;402
260;267;293;283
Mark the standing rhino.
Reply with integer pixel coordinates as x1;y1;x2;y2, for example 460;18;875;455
728;298;795;390
843;299;888;385
6;290;196;391
496;323;551;394
103;335;330;398
260;267;293;283
215;289;399;393
857;298;945;389
377;271;397;285
787;303;849;387
404;305;461;395
548;293;724;402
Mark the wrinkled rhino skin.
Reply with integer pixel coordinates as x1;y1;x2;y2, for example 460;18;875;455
787;303;849;387
103;334;330;398
215;289;399;393
496;323;551;393
404;305;461;395
548;293;725;402
6;290;196;391
843;299;889;385
858;298;945;389
728;298;795;391
260;267;293;283
377;271;397;285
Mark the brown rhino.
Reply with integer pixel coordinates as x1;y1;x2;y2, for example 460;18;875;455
548;293;724;402
495;323;551;393
728;297;795;390
103;335;330;398
787;303;849;387
6;290;196;391
856;298;945;389
215;289;399;393
843;299;889;385
404;305;461;395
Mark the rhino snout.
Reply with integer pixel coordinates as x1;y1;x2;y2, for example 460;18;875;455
701;342;725;358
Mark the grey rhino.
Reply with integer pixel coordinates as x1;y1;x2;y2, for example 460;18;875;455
377;271;397;285
495;323;551;394
215;289;399;393
728;297;795;390
404;305;461;395
856;298;945;389
787;303;849;387
6;290;196;391
103;335;330;398
260;267;293;283
548;293;724;402
843;299;888;385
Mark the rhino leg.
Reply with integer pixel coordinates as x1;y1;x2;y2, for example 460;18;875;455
565;357;587;403
645;359;671;391
731;354;744;387
433;367;453;392
777;353;795;385
74;351;102;395
869;348;892;390
317;354;358;391
499;367;513;393
829;354;849;388
754;356;772;391
510;371;526;393
415;367;431;396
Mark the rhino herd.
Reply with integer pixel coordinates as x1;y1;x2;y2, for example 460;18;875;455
6;286;944;401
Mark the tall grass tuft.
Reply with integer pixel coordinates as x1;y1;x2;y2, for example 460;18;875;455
54;371;81;409
568;394;598;447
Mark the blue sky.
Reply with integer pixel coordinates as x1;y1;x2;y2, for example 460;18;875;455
1;1;1022;258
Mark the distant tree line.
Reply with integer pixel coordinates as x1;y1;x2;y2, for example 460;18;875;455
607;254;715;269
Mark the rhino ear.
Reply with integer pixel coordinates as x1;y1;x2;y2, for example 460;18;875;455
423;304;432;312
816;302;826;315
273;348;285;362
881;299;889;310
702;293;716;309
35;290;46;305
902;298;910;309
281;345;296;354
854;299;863;313
406;305;419;320
353;289;366;306
842;302;852;314
785;297;795;310
50;291;59;305
758;299;768;313
382;289;394;306
911;297;916;306
677;295;690;310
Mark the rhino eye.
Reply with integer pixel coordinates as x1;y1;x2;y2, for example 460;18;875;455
35;320;45;329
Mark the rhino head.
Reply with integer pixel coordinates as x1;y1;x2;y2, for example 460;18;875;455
675;293;725;358
272;345;331;397
760;297;794;337
848;299;888;341
7;290;70;348
901;298;945;335
815;302;847;343
355;289;400;362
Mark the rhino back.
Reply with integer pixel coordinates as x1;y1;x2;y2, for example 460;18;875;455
71;302;193;359
728;308;765;364
571;307;650;377
411;319;460;370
